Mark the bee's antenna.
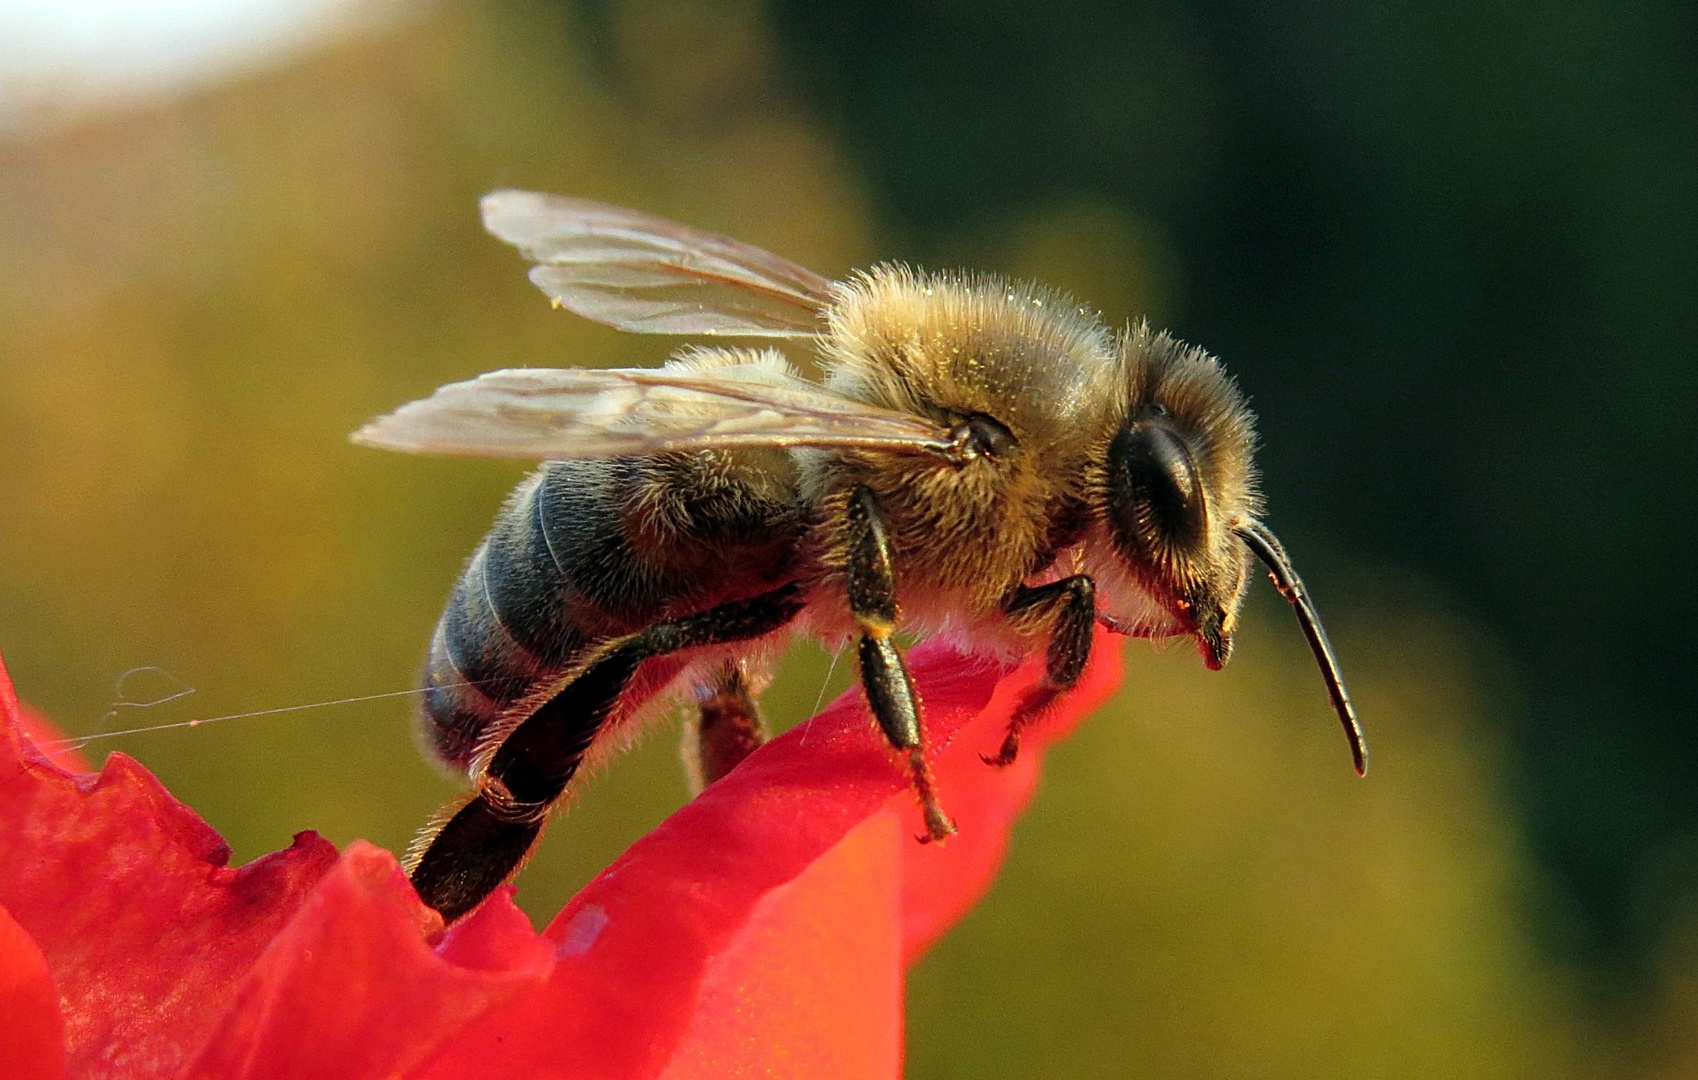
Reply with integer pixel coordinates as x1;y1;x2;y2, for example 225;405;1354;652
1234;519;1367;776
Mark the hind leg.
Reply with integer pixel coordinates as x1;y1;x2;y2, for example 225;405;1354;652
682;661;769;794
407;583;805;922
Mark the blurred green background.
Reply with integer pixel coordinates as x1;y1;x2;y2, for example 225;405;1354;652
2;0;1695;1075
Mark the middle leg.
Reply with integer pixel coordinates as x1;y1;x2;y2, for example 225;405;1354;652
846;485;955;841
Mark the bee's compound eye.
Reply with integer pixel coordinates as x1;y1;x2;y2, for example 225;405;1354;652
1106;419;1208;550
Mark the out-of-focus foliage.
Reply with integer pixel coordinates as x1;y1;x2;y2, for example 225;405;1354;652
0;0;1693;1076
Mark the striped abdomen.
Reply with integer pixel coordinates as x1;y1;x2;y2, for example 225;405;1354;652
418;452;806;771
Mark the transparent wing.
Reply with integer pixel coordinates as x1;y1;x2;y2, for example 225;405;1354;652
482;190;837;339
352;356;956;460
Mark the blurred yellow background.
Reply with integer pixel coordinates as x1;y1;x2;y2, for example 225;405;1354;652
3;2;1695;1076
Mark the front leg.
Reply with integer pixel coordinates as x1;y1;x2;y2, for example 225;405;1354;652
984;575;1096;767
846;485;955;841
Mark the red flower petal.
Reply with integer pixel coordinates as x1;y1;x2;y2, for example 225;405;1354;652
0;628;1123;1079
181;845;552;1080
11;705;89;776
0;655;341;1078
0;902;67;1080
409;629;1123;1079
656;811;903;1080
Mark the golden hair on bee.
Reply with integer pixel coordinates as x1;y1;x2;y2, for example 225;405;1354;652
794;266;1121;624
821;265;1118;445
354;190;1366;923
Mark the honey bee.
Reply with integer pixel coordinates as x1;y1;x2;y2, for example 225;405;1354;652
355;191;1366;922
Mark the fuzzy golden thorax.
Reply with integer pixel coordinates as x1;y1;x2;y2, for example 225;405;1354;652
1088;324;1262;667
819;265;1117;451
807;266;1119;622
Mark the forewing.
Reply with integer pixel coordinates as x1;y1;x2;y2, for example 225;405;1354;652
352;366;956;460
483;191;837;338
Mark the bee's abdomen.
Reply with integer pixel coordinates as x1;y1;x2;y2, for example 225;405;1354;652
421;470;573;768
418;456;804;771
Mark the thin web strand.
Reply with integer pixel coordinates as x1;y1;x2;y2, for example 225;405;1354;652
800;645;845;749
38;683;488;753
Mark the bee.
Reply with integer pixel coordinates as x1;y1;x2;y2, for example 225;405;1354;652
354;191;1366;922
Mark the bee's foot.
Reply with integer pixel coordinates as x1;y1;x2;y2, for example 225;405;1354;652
905;747;957;843
981;733;1021;769
917;804;957;844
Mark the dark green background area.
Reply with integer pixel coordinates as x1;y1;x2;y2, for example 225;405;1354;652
728;0;1697;973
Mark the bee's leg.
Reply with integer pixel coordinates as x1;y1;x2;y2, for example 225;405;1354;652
983;575;1096;768
681;661;768;794
847;485;956;842
408;583;805;922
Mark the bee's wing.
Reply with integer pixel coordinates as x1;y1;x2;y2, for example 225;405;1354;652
352;364;958;460
482;191;836;339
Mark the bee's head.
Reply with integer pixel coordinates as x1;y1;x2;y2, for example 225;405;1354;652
1096;325;1366;774
1099;326;1259;669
